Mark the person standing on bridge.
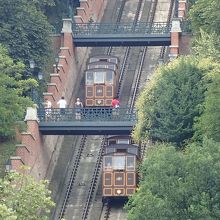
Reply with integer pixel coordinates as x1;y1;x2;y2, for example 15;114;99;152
111;96;120;117
111;96;120;108
75;98;83;120
57;96;67;116
45;98;52;120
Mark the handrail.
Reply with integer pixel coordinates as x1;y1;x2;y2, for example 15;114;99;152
72;22;171;35
38;107;137;122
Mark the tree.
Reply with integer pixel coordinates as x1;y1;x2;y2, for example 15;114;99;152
0;204;17;220
189;0;220;35
126;145;186;220
194;66;220;142
0;45;35;139
0;169;55;219
126;138;220;219
45;0;74;31
0;0;54;69
193;30;220;61
189;0;197;5
133;56;206;146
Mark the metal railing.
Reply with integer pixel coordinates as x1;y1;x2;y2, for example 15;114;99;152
38;107;137;122
72;22;171;36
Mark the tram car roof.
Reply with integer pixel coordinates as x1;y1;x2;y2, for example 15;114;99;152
107;135;132;139
104;144;139;157
106;144;139;149
106;135;134;143
85;68;116;74
89;55;119;65
87;61;117;71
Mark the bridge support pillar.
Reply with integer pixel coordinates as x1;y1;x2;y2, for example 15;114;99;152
178;0;188;19
169;18;182;60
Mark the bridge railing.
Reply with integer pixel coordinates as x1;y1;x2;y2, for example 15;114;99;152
72;22;171;36
38;107;137;122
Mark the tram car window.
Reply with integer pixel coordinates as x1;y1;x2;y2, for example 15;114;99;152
85;55;120;107
102;135;140;202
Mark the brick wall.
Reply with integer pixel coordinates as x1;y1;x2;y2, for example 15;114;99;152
10;0;107;180
179;33;192;55
75;0;106;23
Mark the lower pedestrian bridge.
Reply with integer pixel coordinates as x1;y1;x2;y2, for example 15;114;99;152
38;107;136;135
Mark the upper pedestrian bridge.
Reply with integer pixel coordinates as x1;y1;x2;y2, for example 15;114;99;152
38;107;136;135
72;22;172;47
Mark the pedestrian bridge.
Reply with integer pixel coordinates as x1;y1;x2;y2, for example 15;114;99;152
38;108;136;135
72;22;172;47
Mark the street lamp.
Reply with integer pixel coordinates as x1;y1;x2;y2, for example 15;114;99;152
55;55;60;73
29;60;35;69
38;71;43;80
5;159;12;173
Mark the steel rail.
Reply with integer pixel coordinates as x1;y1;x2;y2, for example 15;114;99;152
82;137;107;219
58;136;87;219
129;0;159;110
99;0;156;219
57;0;129;219
107;0;127;55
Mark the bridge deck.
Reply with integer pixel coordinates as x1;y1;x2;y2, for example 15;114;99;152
38;108;136;135
73;33;171;47
39;121;135;135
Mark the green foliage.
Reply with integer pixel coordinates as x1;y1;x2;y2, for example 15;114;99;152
126;138;220;220
193;30;220;61
0;45;33;138
45;0;76;31
0;170;55;219
188;0;198;5
0;139;16;178
133;56;206;146
189;0;220;35
0;0;53;69
0;204;17;220
194;66;220;142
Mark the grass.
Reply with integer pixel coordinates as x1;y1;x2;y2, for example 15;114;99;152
0;139;17;178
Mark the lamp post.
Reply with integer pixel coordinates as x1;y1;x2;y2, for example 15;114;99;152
5;159;12;173
55;55;60;73
38;71;43;81
28;60;44;102
29;60;35;69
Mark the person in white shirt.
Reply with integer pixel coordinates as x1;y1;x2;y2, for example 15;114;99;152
57;96;67;115
45;98;52;119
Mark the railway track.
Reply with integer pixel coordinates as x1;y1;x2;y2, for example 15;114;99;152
58;136;87;219
100;0;175;218
53;0;129;219
52;0;175;219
